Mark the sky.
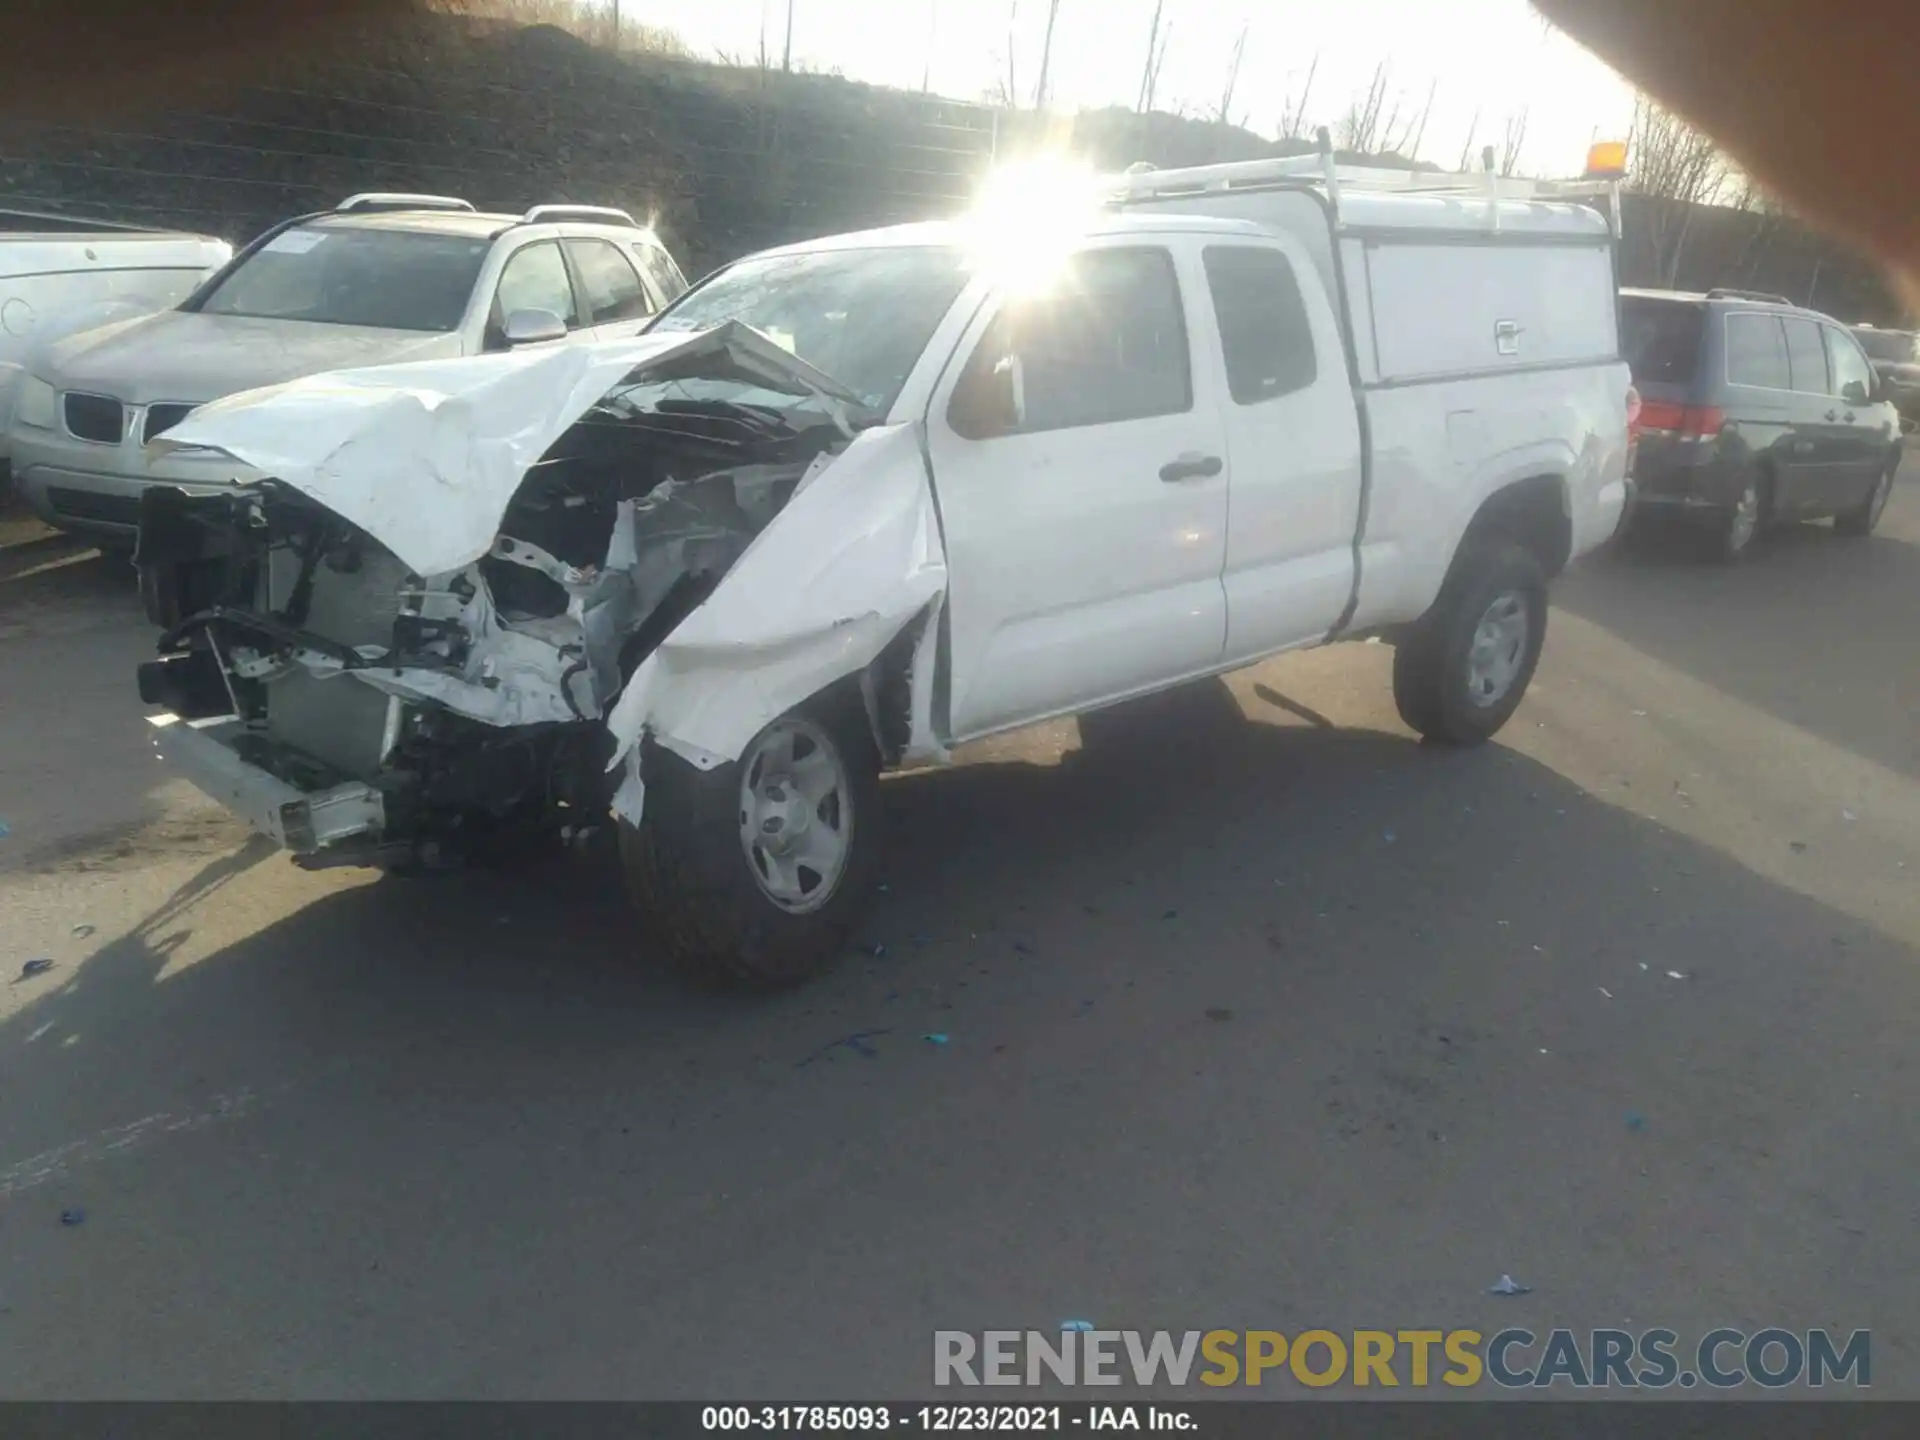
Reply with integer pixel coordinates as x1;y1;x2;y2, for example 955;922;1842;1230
609;0;1639;178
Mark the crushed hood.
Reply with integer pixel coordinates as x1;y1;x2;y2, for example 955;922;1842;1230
43;308;461;406
153;322;865;578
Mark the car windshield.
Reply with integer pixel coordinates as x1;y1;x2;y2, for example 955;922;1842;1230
648;245;971;413
196;225;493;331
1620;297;1705;384
1852;327;1918;364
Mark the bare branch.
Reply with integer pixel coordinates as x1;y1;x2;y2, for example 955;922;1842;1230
1216;21;1249;127
1455;108;1480;173
1032;0;1062;111
1499;109;1528;176
1137;0;1171;115
1280;53;1318;141
1337;62;1391;154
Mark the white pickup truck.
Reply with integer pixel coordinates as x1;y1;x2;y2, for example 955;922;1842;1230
132;155;1631;987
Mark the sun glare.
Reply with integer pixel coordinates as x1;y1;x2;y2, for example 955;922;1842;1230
959;155;1104;296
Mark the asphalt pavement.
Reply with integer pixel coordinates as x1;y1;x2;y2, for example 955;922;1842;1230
2;481;1919;1398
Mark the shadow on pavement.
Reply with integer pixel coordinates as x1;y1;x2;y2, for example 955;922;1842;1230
1557;494;1920;779
2;680;1917;1396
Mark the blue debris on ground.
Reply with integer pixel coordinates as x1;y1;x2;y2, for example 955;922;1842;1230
923;1033;950;1046
59;1208;86;1228
1487;1274;1532;1297
19;958;54;980
1061;1320;1096;1333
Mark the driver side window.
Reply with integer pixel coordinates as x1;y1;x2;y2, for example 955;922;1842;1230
488;241;579;347
948;246;1192;440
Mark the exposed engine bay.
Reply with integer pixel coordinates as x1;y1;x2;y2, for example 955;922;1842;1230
134;325;946;869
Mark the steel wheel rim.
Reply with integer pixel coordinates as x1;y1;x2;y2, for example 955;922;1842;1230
738;717;854;915
1728;482;1760;552
1465;590;1530;708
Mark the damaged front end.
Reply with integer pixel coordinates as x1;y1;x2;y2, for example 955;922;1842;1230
136;324;947;871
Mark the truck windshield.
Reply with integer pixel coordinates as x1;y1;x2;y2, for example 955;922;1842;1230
649;246;970;413
196;225;492;332
1620;297;1705;385
1852;327;1918;364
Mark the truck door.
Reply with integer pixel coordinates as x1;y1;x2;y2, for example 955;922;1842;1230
923;241;1229;742
1193;241;1362;661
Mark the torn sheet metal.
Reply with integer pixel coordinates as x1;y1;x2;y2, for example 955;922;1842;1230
151;322;864;580
606;422;947;774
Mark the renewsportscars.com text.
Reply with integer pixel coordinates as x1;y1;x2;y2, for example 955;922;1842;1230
933;1328;1870;1390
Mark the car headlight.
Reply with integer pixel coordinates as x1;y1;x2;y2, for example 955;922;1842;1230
13;375;57;430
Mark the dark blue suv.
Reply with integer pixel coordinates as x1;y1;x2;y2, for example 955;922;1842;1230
1621;287;1903;560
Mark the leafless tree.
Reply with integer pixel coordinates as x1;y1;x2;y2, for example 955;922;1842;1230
1136;0;1172;114
993;0;1019;110
1626;95;1733;286
1278;53;1318;141
1337;63;1391;154
1216;22;1250;127
921;0;937;92
1032;0;1062;110
1455;108;1480;173
1498;109;1529;176
1403;79;1437;162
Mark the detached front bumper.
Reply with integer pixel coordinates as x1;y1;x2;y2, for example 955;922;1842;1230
148;713;385;853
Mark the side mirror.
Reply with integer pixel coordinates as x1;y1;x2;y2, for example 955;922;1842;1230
949;353;1024;440
1842;378;1870;406
503;308;568;346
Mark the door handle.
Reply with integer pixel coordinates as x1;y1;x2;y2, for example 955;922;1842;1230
1845;412;1856;423
1160;453;1224;483
1826;410;1838;422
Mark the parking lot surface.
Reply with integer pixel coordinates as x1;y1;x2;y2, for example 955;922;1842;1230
3;481;1919;1397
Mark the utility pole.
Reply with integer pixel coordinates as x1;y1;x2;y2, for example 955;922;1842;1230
612;0;620;49
783;0;795;73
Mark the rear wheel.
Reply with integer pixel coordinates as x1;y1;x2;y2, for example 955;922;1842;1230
1835;462;1895;537
618;693;883;988
1392;543;1548;745
1713;476;1764;561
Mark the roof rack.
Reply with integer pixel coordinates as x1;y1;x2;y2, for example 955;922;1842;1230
336;193;477;215
1706;287;1793;305
1109;128;1628;239
520;204;638;228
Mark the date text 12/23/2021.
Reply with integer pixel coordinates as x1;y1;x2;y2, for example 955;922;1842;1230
702;1406;1189;1432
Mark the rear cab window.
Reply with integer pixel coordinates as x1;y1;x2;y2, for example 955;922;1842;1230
1201;246;1316;404
1620;297;1704;387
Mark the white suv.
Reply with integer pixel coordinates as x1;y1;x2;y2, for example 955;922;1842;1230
7;193;688;544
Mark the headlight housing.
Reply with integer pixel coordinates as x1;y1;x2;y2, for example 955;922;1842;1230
13;375;58;430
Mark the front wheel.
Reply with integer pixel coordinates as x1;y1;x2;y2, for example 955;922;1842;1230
1392;543;1548;745
618;693;884;988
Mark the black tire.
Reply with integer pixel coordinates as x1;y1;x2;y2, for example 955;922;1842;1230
1392;542;1548;745
1835;462;1895;537
618;690;883;989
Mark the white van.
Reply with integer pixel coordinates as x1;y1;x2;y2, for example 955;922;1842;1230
0;208;231;479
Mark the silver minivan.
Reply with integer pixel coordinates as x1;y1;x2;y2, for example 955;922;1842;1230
7;193;687;543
